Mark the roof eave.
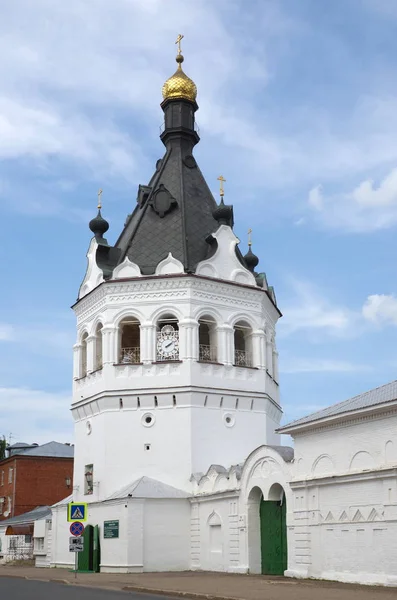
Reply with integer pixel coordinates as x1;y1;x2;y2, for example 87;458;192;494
278;398;397;435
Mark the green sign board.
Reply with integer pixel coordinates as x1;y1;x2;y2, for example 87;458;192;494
104;520;119;539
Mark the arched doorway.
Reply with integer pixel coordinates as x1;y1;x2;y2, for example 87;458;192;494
260;483;287;575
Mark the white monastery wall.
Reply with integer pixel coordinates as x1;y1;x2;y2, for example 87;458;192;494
292;412;397;478
51;504;73;568
287;411;397;586
144;499;190;571
190;495;241;572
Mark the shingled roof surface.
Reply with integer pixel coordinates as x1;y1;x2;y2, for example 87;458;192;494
279;379;397;431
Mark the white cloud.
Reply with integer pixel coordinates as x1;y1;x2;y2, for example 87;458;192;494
0;0;397;216
0;387;73;444
281;358;368;374
279;279;354;337
0;325;14;341
307;167;397;232
362;294;397;325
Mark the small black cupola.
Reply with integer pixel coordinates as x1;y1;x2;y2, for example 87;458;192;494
244;229;259;272
89;189;109;239
212;175;234;228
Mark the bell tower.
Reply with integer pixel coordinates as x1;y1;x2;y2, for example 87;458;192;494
71;37;282;504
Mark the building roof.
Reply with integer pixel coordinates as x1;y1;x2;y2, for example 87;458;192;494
279;379;397;433
0;506;51;527
83;48;276;305
22;441;74;458
107;476;189;500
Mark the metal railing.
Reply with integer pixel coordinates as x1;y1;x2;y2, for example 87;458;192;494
234;349;252;368
120;347;141;364
199;344;217;363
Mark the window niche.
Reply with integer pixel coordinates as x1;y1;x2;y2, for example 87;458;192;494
119;318;141;364
84;464;94;495
198;316;217;362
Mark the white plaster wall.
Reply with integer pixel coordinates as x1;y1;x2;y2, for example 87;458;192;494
144;499;190;571
73;404;192;500
292;412;397;479
50;505;74;568
191;496;241;573
287;411;397;586
191;403;280;474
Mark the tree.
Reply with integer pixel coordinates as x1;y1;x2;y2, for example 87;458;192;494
0;436;6;460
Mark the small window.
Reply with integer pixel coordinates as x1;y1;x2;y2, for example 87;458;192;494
84;464;94;495
0;470;3;486
25;534;32;544
34;537;45;552
8;468;13;484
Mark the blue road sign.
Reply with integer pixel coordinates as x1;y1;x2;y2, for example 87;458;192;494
68;502;88;522
70;521;85;537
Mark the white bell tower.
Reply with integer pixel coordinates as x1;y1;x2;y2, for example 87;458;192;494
70;45;282;505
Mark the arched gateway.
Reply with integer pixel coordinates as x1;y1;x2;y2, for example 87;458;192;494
243;446;293;575
259;483;287;575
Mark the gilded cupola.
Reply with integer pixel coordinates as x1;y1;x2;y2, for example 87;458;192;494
162;34;197;103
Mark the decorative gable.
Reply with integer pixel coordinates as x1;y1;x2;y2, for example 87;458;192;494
112;257;141;280
196;225;256;286
78;238;104;299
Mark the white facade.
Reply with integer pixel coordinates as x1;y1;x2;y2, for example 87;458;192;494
71;243;281;501
284;404;397;586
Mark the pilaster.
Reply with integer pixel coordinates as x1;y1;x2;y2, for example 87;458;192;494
179;318;199;360
101;325;117;365
86;335;96;374
140;322;155;363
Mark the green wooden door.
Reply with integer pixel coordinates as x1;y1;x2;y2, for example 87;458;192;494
78;524;94;572
260;499;287;575
93;524;100;573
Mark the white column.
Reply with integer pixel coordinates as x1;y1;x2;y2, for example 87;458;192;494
273;351;279;383
140;322;156;363
259;329;266;369
266;332;273;377
217;325;234;365
179;319;199;360
73;343;82;379
251;330;266;369
101;325;117;365
86;335;96;374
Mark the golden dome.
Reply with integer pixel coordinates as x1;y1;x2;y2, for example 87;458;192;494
162;54;197;103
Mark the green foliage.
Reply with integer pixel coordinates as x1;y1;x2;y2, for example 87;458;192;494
0;436;6;460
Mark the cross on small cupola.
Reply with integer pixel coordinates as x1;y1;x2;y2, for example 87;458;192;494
212;175;234;227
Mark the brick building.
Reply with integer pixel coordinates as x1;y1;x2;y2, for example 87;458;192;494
0;441;73;520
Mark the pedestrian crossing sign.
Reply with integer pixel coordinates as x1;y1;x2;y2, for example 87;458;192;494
68;502;88;522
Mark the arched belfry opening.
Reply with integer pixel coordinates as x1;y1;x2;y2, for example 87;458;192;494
198;316;217;362
233;321;253;367
80;332;88;378
119;318;141;364
156;314;179;361
94;323;103;371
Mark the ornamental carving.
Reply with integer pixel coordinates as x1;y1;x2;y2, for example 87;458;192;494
151;184;177;218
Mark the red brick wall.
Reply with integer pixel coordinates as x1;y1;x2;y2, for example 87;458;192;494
0;457;17;519
0;456;73;520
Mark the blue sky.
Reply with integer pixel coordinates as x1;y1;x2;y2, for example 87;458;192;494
1;0;397;445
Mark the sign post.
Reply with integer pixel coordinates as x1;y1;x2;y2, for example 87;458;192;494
69;520;85;578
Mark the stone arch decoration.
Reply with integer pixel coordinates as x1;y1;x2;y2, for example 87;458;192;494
207;510;222;527
349;450;375;471
312;454;335;475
